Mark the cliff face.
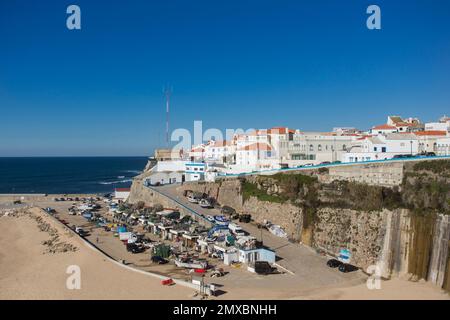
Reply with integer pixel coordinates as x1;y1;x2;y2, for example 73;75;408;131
129;160;450;292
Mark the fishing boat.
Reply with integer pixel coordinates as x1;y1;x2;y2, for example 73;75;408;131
174;258;208;269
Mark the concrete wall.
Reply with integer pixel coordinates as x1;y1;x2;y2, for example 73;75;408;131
128;160;450;292
319;162;404;186
128;178;212;227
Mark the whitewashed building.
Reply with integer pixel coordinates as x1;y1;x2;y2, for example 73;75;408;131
414;131;448;154
424;116;450;132
436;136;450;156
343;133;419;162
114;188;130;200
185;162;207;181
234;142;275;172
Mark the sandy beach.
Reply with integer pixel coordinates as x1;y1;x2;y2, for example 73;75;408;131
0;203;448;300
0;207;194;300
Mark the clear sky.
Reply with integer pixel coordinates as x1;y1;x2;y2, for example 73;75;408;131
0;0;449;156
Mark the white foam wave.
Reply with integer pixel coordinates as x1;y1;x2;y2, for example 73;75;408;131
98;179;132;185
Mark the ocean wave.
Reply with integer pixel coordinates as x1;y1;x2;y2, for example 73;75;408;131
122;170;142;174
98;179;132;185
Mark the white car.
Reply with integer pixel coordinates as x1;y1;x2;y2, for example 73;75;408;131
199;199;213;208
187;195;199;203
228;223;244;235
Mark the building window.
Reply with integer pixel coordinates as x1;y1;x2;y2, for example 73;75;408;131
382;147;386;153
318;145;322;151
374;147;377;152
309;144;314;152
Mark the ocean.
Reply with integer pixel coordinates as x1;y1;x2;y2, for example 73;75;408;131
0;157;149;194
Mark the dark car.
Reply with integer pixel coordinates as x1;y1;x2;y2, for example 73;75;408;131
320;161;331;165
239;214;252;223
338;263;358;273
151;256;168;264
254;261;276;275
126;243;145;254
221;205;236;216
326;259;343;268
425;152;436;157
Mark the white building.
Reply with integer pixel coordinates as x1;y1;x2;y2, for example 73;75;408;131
343;133;419;162
189;145;205;162
414;131;448;154
234;142;275;172
185;162;207;181
204;140;236;164
371;124;398;135
436;136;450;156
424;116;450;132
114;188;130;200
287;132;355;164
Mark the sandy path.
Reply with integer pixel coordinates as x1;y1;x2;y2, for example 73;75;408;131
0;208;195;300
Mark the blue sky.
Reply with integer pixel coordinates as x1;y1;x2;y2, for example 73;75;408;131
0;0;449;156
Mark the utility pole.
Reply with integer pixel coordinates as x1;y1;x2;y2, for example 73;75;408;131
163;85;173;148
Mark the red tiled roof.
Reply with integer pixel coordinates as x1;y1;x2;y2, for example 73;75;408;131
372;124;396;130
212;140;230;147
268;127;296;134
115;188;130;192
414;130;447;137
238;143;273;151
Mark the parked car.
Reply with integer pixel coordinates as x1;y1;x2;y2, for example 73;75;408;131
228;223;243;235
332;160;342;164
421;152;436;157
320;161;331;165
239;214;251;223
303;163;314;167
221;205;236;216
206;215;215;223
151;255;168;264
254;261;276;275
338;263;358;273
187;195;199;203
75;227;88;236
199;199;213;208
393;154;414;159
127;243;145;254
326;259;343;268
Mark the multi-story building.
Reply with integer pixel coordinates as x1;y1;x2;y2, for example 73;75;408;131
414;131;448;153
203;140;236;164
287;132;355;163
424;116;450;132
436;136;450;156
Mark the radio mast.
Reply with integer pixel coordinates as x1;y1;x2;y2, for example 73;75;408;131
163;85;172;147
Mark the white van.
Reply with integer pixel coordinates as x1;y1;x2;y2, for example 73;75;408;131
228;223;244;235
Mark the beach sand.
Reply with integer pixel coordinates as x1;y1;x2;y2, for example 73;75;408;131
0;207;448;300
0;208;195;300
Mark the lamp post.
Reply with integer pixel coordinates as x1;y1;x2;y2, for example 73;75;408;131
410;140;413;156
